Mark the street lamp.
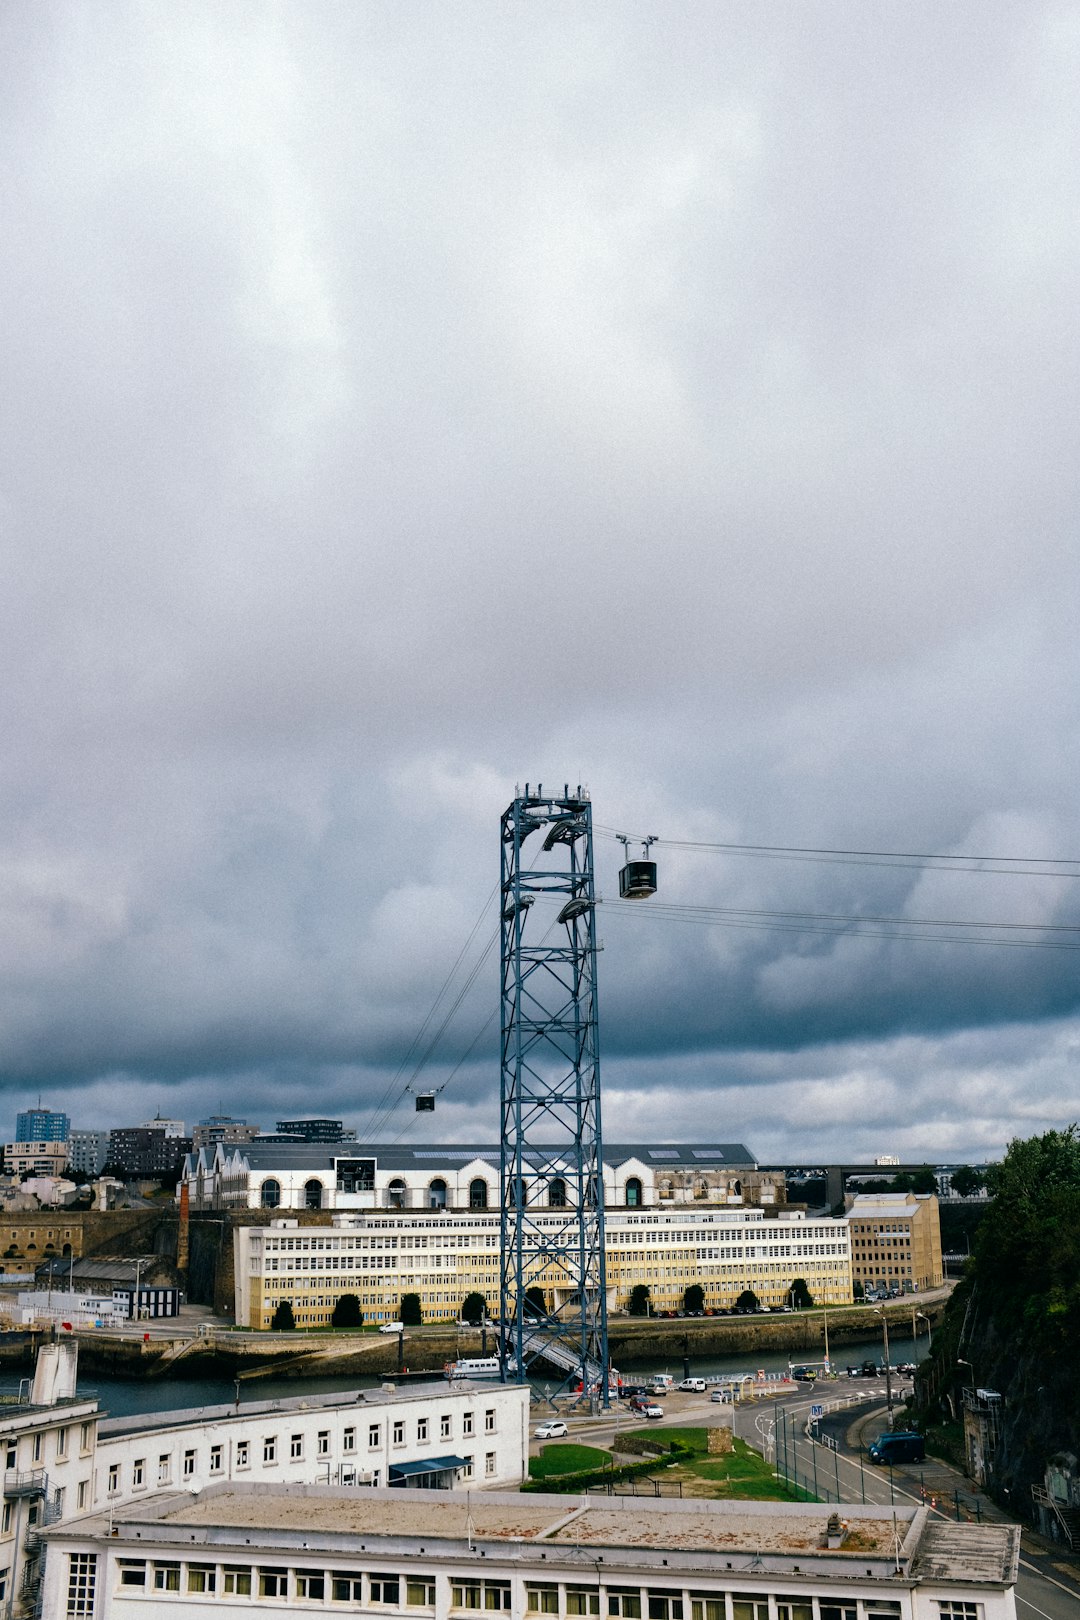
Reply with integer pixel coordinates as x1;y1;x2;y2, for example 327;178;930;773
915;1310;931;1352
874;1306;893;1415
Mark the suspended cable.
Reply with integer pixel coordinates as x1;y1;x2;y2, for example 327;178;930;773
594;825;1080;879
611;899;1080;951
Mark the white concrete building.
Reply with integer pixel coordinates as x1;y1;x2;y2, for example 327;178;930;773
0;1343;100;1618
184;1142;781;1216
235;1206;852;1330
43;1481;1020;1620
92;1380;530;1508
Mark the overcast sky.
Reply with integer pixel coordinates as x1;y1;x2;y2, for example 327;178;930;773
2;2;1078;1164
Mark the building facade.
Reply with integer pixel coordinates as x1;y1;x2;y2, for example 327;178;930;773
185;1143;781;1217
67;1133;109;1178
13;1109;69;1144
2;1142;69;1178
107;1130;192;1178
235;1206;851;1330
93;1379;529;1511
845;1193;943;1294
42;1481;1020;1620
192;1118;260;1152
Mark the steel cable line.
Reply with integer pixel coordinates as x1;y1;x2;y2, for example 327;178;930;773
593;825;1080;879
358;883;498;1139
610;899;1080;951
364;919;502;1140
619;899;1080;933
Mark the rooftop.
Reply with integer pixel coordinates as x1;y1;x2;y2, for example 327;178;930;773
47;1484;1019;1587
97;1380;512;1439
198;1141;758;1173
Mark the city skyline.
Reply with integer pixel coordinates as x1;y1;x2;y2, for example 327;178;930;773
2;5;1077;1164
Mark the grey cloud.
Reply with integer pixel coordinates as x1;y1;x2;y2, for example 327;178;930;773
0;3;1077;1156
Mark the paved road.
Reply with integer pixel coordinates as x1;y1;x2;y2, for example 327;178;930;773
546;1385;1080;1620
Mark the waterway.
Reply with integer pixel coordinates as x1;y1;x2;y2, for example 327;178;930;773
0;1333;930;1422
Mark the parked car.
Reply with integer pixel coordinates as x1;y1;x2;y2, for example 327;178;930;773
710;1389;731;1403
629;1395;664;1419
677;1378;707;1393
534;1421;568;1440
378;1321;404;1334
641;1402;664;1420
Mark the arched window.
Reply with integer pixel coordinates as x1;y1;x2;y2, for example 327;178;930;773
625;1177;643;1207
304;1179;323;1210
469;1178;488;1209
260;1179;281;1209
732;1178;742;1198
387;1179;407;1208
548;1177;567;1208
429;1178;447;1210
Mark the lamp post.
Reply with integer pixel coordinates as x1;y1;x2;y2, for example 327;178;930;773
875;1306;893;1415
916;1310;931;1352
822;1302;830;1373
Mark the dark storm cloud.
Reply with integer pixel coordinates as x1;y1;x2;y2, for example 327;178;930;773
1;2;1078;1160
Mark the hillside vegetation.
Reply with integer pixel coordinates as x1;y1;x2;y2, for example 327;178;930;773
915;1126;1080;1503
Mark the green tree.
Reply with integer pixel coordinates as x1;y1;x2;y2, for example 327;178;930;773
460;1292;488;1324
270;1300;296;1330
331;1294;363;1328
852;1279;864;1300
682;1283;705;1314
735;1288;761;1313
973;1127;1080;1347
789;1278;814;1310
628;1284;651;1317
400;1292;423;1326
524;1286;546;1319
949;1165;987;1198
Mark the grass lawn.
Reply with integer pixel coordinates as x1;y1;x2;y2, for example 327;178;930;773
529;1443;611;1479
623;1428;812;1502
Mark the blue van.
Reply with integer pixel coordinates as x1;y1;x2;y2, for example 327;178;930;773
868;1431;925;1465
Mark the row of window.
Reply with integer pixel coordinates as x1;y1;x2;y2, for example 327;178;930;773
3;1421;93;1472
109;1411;498;1490
84;1559;985;1620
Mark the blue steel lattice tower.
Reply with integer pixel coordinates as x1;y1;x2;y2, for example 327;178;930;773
499;786;609;1402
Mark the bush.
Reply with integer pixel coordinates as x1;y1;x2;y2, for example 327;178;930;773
628;1284;651;1317
460;1292;488;1324
683;1283;705;1314
400;1292;423;1326
331;1294;363;1328
270;1300;296;1330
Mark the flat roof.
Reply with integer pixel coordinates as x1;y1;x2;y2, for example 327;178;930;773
46;1484;1019;1587
98;1380;519;1439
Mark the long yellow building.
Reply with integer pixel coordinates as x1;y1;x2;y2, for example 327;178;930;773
234;1205;852;1330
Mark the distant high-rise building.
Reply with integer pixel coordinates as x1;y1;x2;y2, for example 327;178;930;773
68;1130;110;1177
108;1128;192;1177
138;1114;186;1140
272;1119;356;1143
14;1108;69;1143
192;1115;260;1150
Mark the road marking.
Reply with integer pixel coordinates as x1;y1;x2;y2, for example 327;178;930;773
1017;1558;1080;1601
1015;1596;1063;1619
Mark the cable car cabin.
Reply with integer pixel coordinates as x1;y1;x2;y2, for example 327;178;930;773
618;859;657;899
415;1093;436;1112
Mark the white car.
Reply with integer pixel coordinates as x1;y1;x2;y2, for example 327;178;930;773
710;1389;731;1403
378;1321;404;1334
534;1421;568;1440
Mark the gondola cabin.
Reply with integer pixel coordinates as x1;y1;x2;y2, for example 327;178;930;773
415;1093;436;1112
618;859;657;899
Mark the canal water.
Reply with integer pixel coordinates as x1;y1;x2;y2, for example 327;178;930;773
0;1333;930;1422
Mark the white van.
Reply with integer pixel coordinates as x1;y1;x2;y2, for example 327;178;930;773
379;1320;404;1335
677;1377;707;1394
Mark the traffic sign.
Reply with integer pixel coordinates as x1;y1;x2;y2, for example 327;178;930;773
811;1403;823;1418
